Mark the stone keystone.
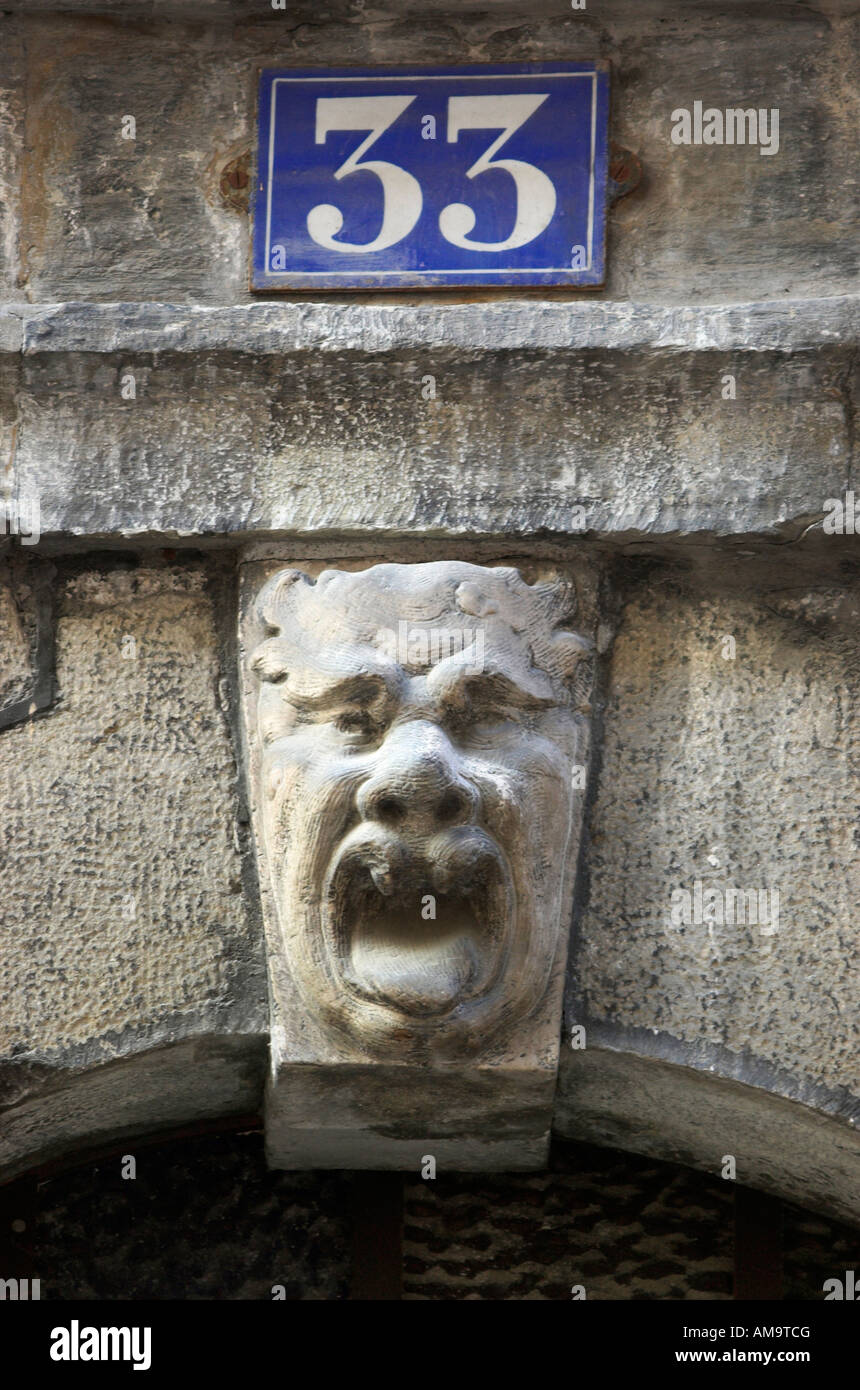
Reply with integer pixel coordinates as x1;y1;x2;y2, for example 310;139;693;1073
239;560;593;1169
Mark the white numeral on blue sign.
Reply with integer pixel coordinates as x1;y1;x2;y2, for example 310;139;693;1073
439;94;556;252
304;93;557;257
307;95;423;254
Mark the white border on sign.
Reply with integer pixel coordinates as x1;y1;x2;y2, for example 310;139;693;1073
263;72;599;277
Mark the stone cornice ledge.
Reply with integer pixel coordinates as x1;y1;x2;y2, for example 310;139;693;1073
0;295;856;357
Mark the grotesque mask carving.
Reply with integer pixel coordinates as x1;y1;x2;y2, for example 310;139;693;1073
247;562;591;1062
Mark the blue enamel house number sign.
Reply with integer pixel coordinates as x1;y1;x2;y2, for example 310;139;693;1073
252;63;610;291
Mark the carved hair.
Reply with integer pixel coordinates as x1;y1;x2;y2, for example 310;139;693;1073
251;563;592;703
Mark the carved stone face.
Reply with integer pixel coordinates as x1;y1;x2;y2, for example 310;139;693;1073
248;562;591;1059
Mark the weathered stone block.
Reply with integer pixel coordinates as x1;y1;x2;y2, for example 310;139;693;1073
12;338;854;544
558;562;860;1221
0;563;267;1179
1;2;857;304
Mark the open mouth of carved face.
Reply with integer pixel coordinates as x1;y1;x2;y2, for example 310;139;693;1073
323;829;513;1018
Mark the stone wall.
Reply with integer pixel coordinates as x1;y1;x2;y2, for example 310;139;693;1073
1;1;856;305
0;0;857;1232
0;558;267;1178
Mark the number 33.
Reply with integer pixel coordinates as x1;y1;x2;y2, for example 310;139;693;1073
305;93;557;255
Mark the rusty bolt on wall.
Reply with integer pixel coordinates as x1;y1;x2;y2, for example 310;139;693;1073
220;152;251;213
608;143;643;202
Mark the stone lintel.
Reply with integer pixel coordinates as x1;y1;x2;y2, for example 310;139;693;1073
3;296;856;358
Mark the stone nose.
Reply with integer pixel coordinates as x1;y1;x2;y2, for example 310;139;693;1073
357;721;478;830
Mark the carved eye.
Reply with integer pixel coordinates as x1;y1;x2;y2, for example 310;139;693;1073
454;712;511;744
448;690;518;735
334;709;378;742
